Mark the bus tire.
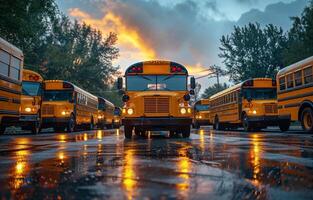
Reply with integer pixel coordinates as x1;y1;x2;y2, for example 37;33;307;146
0;125;6;135
88;117;94;130
31;121;41;134
194;122;200;129
301;107;313;133
279;120;290;132
31;112;41;134
242;113;253;132
182;126;191;138
124;126;133;139
215;117;224;130
54;126;65;133
169;130;175;138
67;115;76;133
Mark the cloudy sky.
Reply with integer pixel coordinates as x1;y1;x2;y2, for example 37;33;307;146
56;0;309;90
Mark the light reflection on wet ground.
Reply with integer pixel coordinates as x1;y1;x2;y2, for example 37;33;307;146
0;127;312;199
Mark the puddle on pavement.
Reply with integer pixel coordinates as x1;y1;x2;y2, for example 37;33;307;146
0;128;312;199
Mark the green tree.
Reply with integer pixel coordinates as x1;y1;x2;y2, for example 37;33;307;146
0;0;57;67
284;1;313;65
201;83;228;99
219;23;287;83
41;16;119;100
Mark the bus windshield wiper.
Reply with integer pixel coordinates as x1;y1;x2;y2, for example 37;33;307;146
162;73;177;81
139;75;153;81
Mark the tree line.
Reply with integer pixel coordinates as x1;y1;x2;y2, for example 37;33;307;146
202;1;313;99
0;0;121;105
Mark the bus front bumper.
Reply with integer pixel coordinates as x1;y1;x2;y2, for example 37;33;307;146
123;117;192;127
247;115;279;126
194;119;210;126
42;117;70;127
20;114;38;122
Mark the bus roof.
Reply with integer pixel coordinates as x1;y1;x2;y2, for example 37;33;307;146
0;37;23;59
22;69;43;82
125;60;188;75
277;55;313;77
44;80;97;100
209;78;274;100
98;97;114;107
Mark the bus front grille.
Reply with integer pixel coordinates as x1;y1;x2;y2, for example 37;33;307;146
42;105;54;115
144;97;169;114
264;104;278;114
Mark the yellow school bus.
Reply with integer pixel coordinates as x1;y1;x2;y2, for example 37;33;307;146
277;56;313;132
193;99;210;129
97;97;114;129
113;107;122;128
19;69;43;134
0;37;23;134
41;80;98;132
117;60;196;138
209;78;279;131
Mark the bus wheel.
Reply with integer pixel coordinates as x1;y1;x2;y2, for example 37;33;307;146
242;114;252;132
0;126;6;135
301;107;313;132
124;126;133;139
54;126;65;133
182;126;191;138
134;127;141;136
194;122;200;129
67;115;76;133
31;120;41;134
169;131;175;138
279;120;290;132
89;118;94;130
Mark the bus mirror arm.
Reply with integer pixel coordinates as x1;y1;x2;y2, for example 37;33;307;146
117;77;123;90
190;77;196;89
189;90;195;95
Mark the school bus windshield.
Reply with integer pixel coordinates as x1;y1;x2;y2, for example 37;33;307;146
126;75;187;91
243;88;277;100
43;90;73;101
22;82;41;96
195;105;209;111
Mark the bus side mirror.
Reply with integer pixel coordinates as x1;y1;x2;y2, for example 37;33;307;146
190;77;196;89
117;77;123;90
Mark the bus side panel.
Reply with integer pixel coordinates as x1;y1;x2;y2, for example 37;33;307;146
0;78;21;123
278;86;313;121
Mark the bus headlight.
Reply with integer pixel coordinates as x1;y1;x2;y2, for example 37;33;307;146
127;108;134;115
61;111;70;116
98;115;104;119
25;107;32;112
180;108;187;114
187;108;192;114
252;110;257;114
199;115;202;119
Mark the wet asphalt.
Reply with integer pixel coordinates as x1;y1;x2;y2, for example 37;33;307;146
0;127;312;200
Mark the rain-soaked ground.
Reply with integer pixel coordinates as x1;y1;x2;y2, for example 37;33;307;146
0;127;313;200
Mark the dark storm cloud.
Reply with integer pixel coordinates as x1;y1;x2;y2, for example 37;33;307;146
237;0;308;29
236;0;259;5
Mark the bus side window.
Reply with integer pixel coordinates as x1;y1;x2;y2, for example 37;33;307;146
294;70;302;87
287;74;294;89
0;50;10;76
10;56;21;80
279;76;286;90
304;66;313;84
